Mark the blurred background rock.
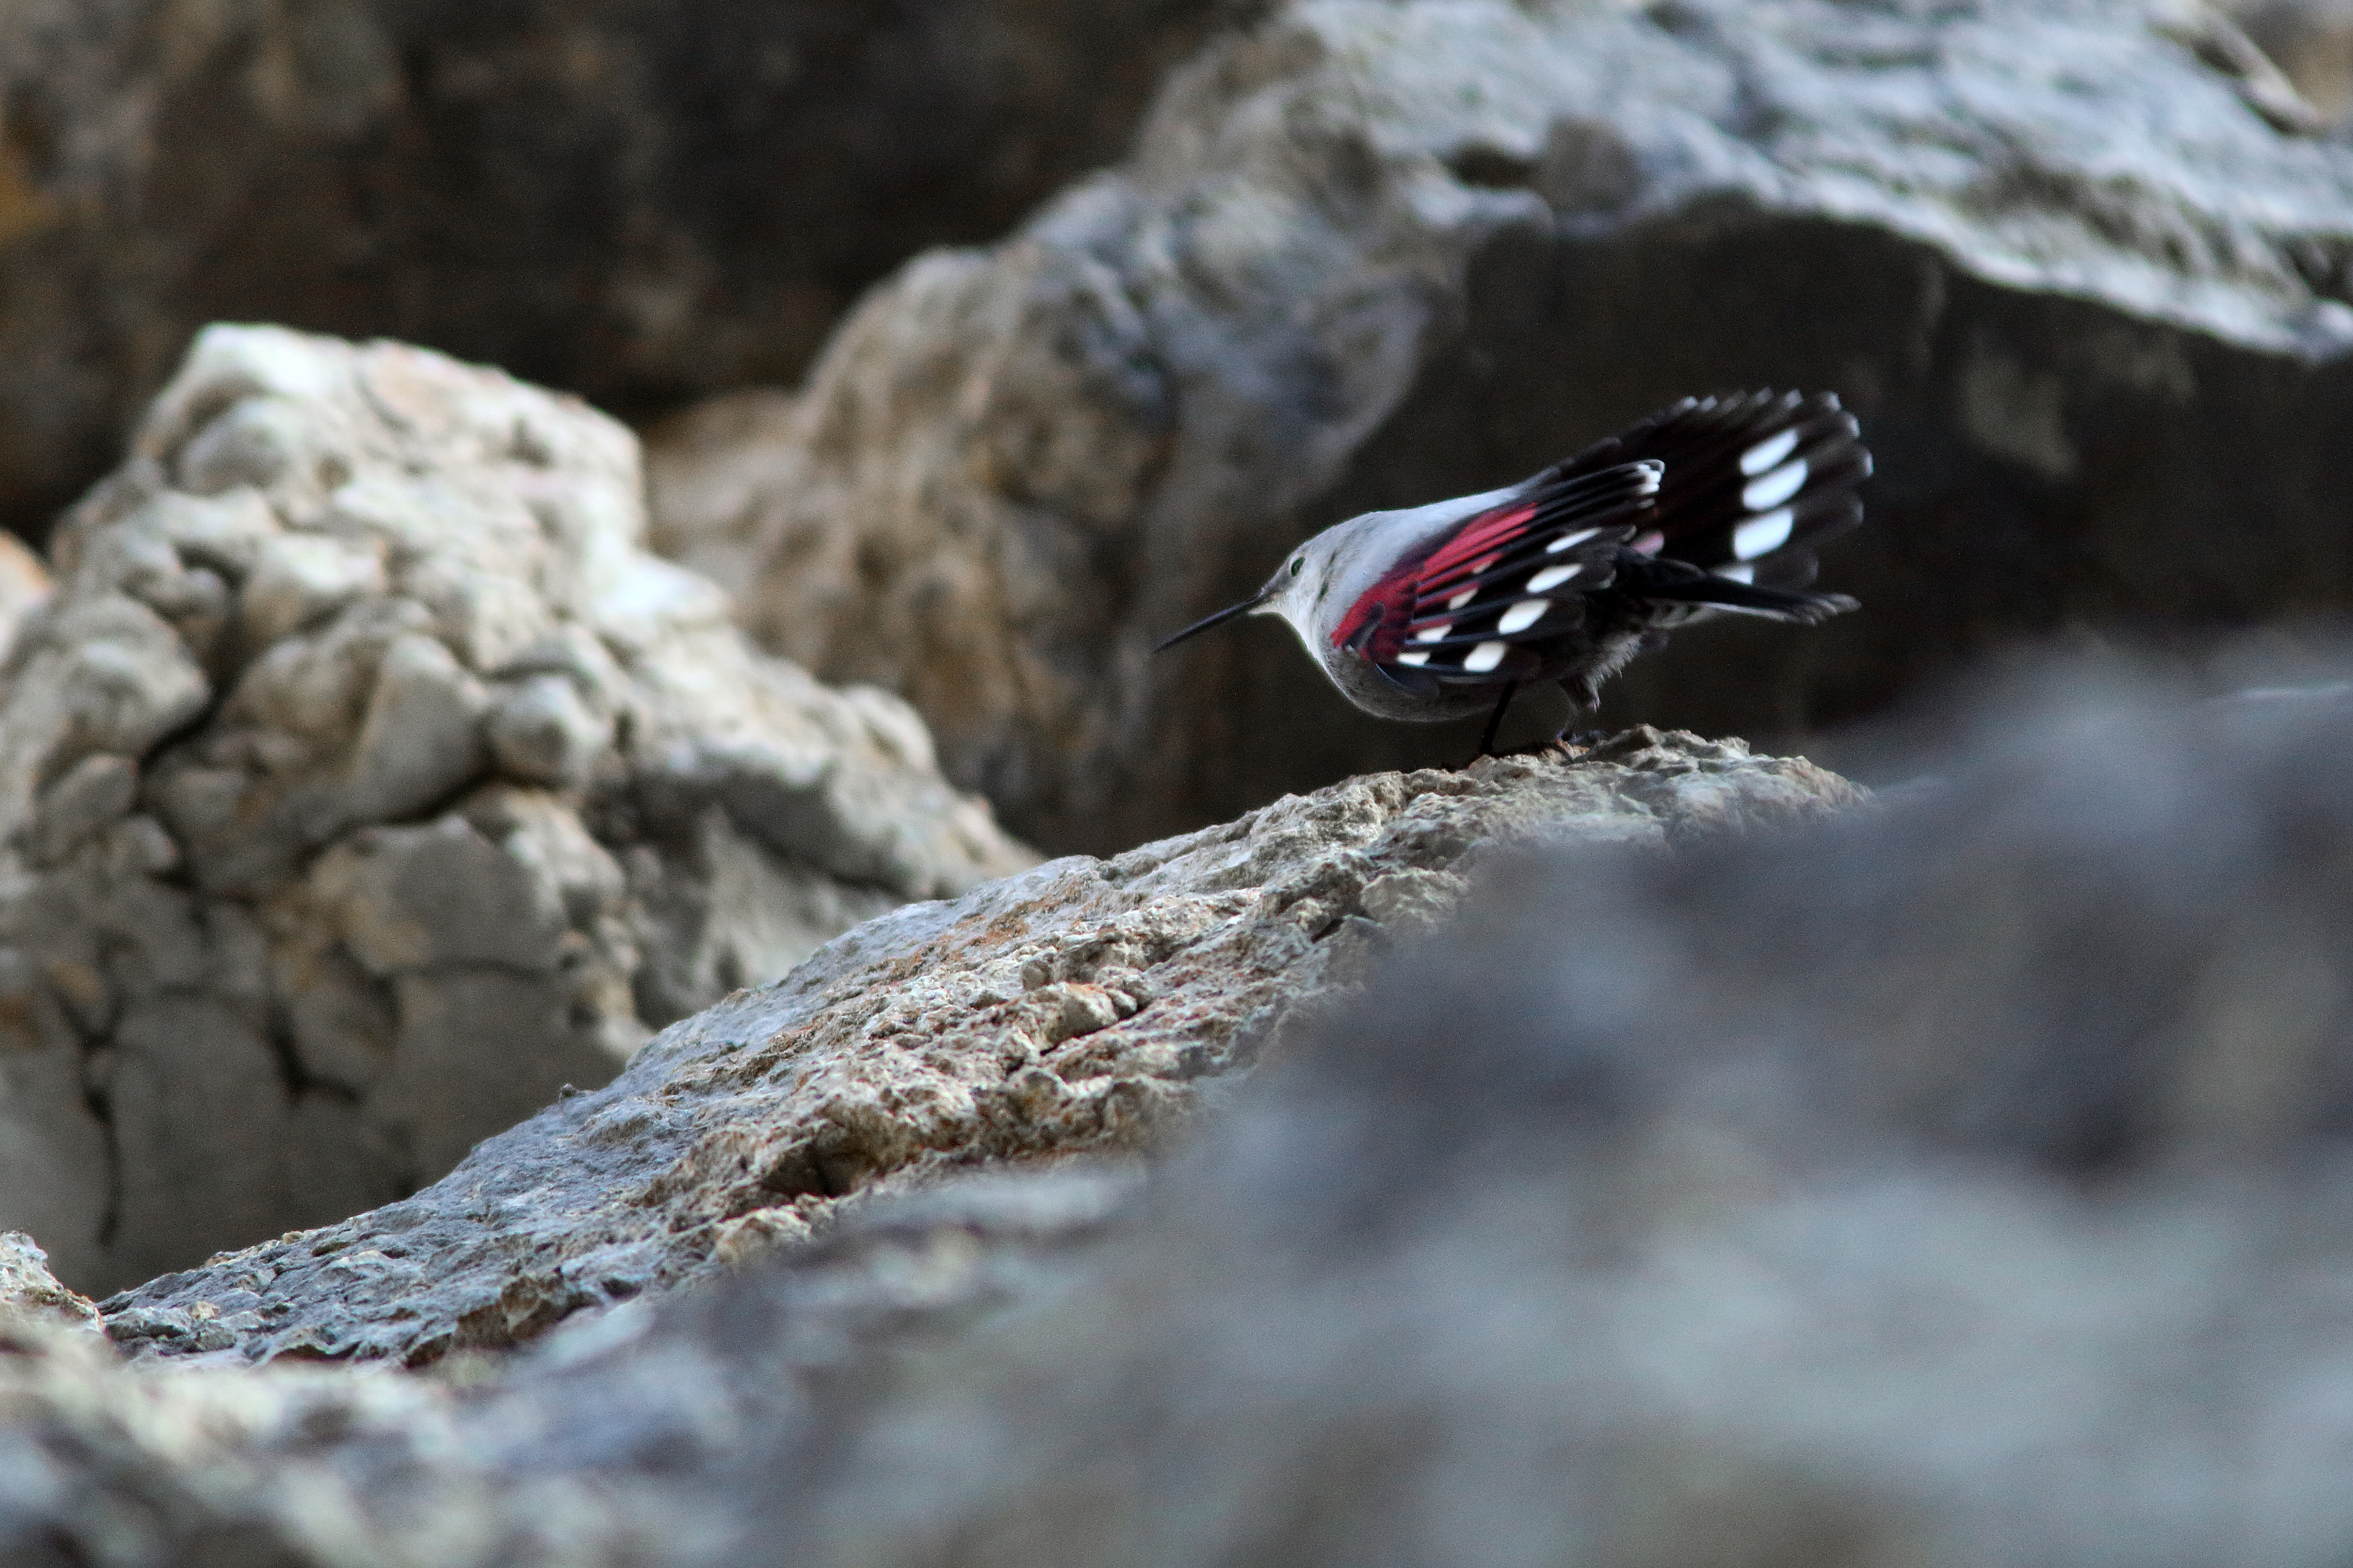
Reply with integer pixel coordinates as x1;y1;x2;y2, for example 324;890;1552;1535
0;0;1243;550
2227;0;2353;120
641;0;2353;851
14;0;2353;858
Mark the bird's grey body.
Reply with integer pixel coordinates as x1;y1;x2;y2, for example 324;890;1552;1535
1158;392;1871;751
1256;484;1522;722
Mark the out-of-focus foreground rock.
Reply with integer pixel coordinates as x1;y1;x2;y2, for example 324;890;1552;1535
0;324;1030;1296
651;0;2353;853
0;659;2349;1566
0;0;1241;548
100;726;1846;1367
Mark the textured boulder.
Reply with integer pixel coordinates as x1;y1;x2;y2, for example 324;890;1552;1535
3;658;2353;1565
98;728;1855;1367
0;324;1029;1296
650;0;2353;853
0;534;49;662
0;1232;100;1336
0;0;1238;546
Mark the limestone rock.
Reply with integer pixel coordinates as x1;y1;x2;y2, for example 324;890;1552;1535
0;533;50;663
649;0;2353;854
0;324;1030;1295
0;0;1240;546
0;1232;100;1336
8;656;2353;1566
99;727;1856;1368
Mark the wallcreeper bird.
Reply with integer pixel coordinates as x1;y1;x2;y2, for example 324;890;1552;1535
1156;391;1871;755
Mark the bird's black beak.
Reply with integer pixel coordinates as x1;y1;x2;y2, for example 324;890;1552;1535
1153;590;1269;653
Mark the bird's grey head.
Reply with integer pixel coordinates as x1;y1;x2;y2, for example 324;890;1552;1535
1254;514;1396;642
1152;513;1396;656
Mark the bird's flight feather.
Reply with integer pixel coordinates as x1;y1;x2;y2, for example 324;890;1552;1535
1347;391;1869;684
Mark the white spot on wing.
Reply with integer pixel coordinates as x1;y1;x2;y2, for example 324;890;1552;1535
1412;622;1452;643
1446;589;1476;611
1742;458;1808;513
1740;427;1800;476
1733;507;1794;560
1546;527;1603;555
1496;599;1549;634
1717;562;1757;584
1396;651;1430;667
1463;640;1509;673
1527;563;1582;593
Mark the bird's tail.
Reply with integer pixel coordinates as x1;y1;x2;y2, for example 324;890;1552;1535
1618;556;1857;624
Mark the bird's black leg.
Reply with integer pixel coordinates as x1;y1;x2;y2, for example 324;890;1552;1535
1553;676;1607;751
1471;681;1519;763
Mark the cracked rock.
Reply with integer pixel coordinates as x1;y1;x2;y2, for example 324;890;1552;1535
650;0;2353;855
0;324;1031;1295
0;1232;100;1337
100;727;1856;1368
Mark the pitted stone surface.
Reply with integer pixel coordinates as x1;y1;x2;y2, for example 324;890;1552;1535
99;727;1857;1367
0;326;1031;1294
0;1232;100;1336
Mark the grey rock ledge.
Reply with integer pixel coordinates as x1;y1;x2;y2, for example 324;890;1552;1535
100;726;1861;1367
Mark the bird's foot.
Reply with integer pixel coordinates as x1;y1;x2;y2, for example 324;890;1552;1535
1470;730;1596;763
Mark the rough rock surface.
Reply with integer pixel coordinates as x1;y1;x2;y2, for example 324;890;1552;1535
97;728;1856;1368
0;1232;100;1335
0;534;49;663
0;0;1241;546
0;324;1029;1296
1;658;2351;1565
650;0;2353;853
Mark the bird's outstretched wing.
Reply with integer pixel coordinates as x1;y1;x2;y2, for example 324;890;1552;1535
1334;461;1660;679
1344;391;1869;684
1555;389;1870;591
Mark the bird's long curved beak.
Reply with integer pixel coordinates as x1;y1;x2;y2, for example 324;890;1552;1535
1153;591;1269;653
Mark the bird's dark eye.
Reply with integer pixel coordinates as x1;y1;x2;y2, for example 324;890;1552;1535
1289;558;1303;577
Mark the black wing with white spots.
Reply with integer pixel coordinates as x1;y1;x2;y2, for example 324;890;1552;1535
1367;391;1869;685
1363;461;1663;681
1558;389;1870;591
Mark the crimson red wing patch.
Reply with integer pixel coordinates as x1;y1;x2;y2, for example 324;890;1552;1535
1342;461;1659;677
1334;391;1868;687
